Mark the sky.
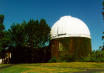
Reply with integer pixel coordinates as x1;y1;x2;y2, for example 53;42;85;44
0;0;103;50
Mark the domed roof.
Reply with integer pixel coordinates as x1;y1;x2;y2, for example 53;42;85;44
50;16;91;39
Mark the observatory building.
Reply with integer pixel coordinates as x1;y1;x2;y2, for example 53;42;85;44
50;16;92;60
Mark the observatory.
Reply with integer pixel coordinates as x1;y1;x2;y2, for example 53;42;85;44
50;16;92;60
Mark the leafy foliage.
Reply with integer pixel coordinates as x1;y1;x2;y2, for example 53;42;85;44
0;15;4;25
0;14;51;63
48;57;57;63
24;19;50;48
8;24;26;47
8;19;50;63
0;15;11;62
81;50;104;62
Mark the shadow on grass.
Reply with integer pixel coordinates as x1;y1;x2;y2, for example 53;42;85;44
0;64;14;70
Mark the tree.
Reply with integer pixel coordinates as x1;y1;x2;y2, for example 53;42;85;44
102;1;104;50
0;15;5;52
8;19;50;63
8;23;26;47
0;15;11;62
24;19;50;48
0;15;4;24
0;15;5;39
102;32;104;50
24;19;50;63
8;23;27;63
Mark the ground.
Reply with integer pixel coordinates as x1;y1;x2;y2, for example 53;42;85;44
0;62;104;73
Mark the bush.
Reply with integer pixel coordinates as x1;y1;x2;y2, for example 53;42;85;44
48;57;57;63
59;55;75;62
49;50;104;62
81;50;104;62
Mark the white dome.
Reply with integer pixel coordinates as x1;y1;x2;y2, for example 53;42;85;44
51;16;91;39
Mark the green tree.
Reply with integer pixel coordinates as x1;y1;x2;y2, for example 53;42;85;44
24;19;50;63
0;15;11;60
8;23;26;47
101;32;104;50
25;19;50;48
8;19;50;63
0;15;5;39
0;15;4;24
8;23;27;63
102;1;104;50
0;15;5;52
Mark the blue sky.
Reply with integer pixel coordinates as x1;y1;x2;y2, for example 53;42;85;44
0;0;103;50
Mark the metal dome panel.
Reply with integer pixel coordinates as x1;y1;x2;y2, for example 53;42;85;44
51;16;91;39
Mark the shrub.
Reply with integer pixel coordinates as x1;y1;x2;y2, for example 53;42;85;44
48;57;57;63
81;50;104;62
59;55;75;62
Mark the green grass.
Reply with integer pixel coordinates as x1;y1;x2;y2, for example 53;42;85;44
0;64;30;73
1;62;104;73
0;64;10;67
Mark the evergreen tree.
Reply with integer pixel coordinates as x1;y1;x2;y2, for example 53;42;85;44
102;32;104;50
9;19;50;63
0;15;10;60
102;1;104;50
0;15;5;52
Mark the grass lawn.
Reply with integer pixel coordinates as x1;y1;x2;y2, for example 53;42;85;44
1;62;104;73
0;64;11;67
